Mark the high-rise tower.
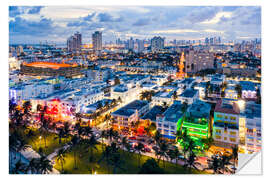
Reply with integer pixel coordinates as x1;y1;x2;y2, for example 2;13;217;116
176;52;186;79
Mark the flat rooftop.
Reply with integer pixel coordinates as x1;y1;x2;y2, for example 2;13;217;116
179;88;198;98
162;103;184;123
112;100;149;117
187;100;211;119
214;99;240;114
141;105;166;122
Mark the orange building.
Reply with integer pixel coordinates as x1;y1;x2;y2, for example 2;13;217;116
176;52;186;79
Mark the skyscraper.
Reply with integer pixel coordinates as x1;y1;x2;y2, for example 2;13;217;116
151;36;164;52
67;32;82;52
127;37;134;50
137;40;144;53
92;31;102;52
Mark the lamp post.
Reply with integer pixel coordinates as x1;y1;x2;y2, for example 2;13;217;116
39;136;42;148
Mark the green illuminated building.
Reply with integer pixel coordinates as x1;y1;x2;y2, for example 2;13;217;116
178;100;211;141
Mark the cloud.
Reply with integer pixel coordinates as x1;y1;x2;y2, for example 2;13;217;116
186;7;220;24
9;6;21;17
201;12;233;24
9;17;55;36
83;12;96;21
133;18;151;26
152;29;199;34
97;12;123;22
9;6;261;43
28;6;43;14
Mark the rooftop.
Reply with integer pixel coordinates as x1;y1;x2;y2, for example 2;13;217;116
179;88;198;98
141;106;166;122
162;103;184;123
112;100;149;117
214;99;240;114
187;100;211;119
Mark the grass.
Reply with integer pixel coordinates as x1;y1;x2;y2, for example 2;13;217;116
15;127;71;156
54;143;207;174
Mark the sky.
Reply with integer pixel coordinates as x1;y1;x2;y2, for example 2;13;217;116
9;6;261;44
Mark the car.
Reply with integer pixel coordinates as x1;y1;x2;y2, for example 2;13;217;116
128;136;136;140
144;147;151;152
178;155;185;160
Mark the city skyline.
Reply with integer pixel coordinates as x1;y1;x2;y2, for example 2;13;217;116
9;6;261;44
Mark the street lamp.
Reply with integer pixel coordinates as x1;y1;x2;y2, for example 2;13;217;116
39;136;42;147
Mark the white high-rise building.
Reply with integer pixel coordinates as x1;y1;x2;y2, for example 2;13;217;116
67;32;82;51
92;31;102;52
151;36;164;52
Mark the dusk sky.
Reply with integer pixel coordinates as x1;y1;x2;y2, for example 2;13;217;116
9;6;261;44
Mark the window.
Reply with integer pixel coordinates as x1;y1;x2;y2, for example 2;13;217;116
217;114;223;118
224;137;227;140
230;131;236;136
230;138;236;142
216;129;221;133
230;116;236;120
215;135;221;139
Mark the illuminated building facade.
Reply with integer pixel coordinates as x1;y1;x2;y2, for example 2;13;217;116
213;99;240;148
156;101;184;140
185;49;214;75
176;52;186;79
20;62;82;77
181;100;211;141
240;101;261;153
111;100;150;130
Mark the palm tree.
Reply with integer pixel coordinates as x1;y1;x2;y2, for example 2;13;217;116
37;155;53;174
231;145;238;173
83;135;99;162
235;84;242;98
220;154;233;174
22;100;32;123
27;158;39;174
39;118;50;149
63;121;71;142
135;142;144;167
56;128;65;144
167;148;176;164
173;146;182;166
56;148;67;173
11;160;27;174
109;152;125;174
69;135;80;169
121;136;128;151
107;128;117;143
98;146;113;173
205;155;222;174
100;130;107;152
159;141;169;168
154;130;162;145
185;151;201;172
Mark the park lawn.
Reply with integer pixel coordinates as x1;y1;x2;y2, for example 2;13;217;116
54;143;207;174
16;127;71;156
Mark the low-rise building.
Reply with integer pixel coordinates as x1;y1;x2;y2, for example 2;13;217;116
152;90;175;106
178;88;199;104
213;99;240;148
111;100;149;130
156;101;185;140
182;100;211;141
240;101;261;153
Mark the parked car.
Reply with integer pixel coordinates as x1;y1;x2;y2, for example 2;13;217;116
144;147;151;152
128;136;136;140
